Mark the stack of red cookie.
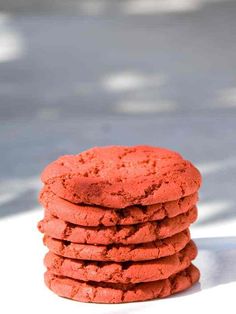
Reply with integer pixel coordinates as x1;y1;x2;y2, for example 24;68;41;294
38;145;202;303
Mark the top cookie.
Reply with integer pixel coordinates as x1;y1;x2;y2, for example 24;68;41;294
41;145;202;208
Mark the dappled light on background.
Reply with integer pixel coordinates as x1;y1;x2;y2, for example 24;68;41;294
0;192;15;207
121;0;222;14
77;0;106;16
197;200;234;223
0;176;41;217
195;156;236;231
217;87;236;108
0;13;24;62
102;72;165;92
102;71;176;113
197;157;236;175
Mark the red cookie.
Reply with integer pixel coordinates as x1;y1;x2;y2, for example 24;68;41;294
41;145;202;208
43;229;191;262
38;206;197;245
44;240;197;284
44;264;200;303
40;186;198;227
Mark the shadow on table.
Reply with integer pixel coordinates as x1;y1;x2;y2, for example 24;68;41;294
170;236;236;299
0;188;39;217
195;236;236;289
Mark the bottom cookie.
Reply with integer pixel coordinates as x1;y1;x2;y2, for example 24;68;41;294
44;264;200;303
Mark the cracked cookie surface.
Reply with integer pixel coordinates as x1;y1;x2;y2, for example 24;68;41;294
41;145;202;208
44;263;200;303
44;241;197;283
38;206;197;245
40;186;198;226
43;229;190;262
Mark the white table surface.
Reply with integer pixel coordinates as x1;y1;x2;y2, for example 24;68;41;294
1;200;235;314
